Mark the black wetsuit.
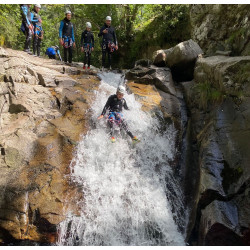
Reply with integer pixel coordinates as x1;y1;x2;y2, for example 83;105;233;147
32;10;42;56
98;23;117;68
101;94;134;138
81;30;94;67
59;18;75;63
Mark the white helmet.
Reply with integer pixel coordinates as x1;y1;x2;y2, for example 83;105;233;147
34;4;41;8
117;85;126;94
106;16;112;21
65;10;71;15
86;22;92;28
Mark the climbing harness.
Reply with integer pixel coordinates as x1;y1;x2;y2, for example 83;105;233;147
34;26;43;39
83;43;92;54
63;36;73;48
108;112;123;126
108;42;116;53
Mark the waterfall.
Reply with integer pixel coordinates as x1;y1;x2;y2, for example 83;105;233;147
57;72;186;246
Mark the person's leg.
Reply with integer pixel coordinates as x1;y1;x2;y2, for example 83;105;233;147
102;43;106;67
27;29;32;51
88;51;91;67
64;47;67;63
68;46;73;63
33;35;37;55
24;25;31;51
108;113;116;137
37;37;41;56
107;49;112;69
120;119;134;139
83;49;87;66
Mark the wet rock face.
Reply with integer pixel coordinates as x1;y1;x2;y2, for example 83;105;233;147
125;65;177;96
0;47;100;244
152;40;203;82
183;55;250;245
125;64;190;195
190;4;250;56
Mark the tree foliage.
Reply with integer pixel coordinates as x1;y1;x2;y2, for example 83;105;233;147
0;4;191;68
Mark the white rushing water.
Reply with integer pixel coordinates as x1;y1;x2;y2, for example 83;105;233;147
57;72;185;246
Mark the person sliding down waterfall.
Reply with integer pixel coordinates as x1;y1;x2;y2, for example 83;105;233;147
81;22;94;70
98;16;118;71
98;86;139;143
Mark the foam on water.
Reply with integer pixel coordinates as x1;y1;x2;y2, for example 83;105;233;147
57;72;185;246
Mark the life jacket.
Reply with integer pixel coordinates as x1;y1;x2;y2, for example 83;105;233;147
62;18;73;38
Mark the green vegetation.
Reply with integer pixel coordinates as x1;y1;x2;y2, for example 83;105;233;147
193;81;226;110
0;4;190;68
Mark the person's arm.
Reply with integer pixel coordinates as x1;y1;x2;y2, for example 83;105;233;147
123;99;129;110
81;32;84;47
113;28;117;46
91;33;94;47
72;24;75;43
31;13;39;23
98;26;104;37
21;5;31;26
59;20;64;38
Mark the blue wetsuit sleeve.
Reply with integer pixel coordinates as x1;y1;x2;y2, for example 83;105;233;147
21;5;30;26
72;25;75;42
101;96;112;116
31;13;39;23
59;20;64;38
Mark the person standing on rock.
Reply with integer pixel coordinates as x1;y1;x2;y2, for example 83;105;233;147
98;16;118;70
20;4;33;53
32;4;43;57
81;22;94;70
59;10;76;64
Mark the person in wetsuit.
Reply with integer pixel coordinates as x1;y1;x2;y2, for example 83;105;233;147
81;22;94;69
59;10;76;64
20;4;33;53
98;16;118;70
32;4;43;57
45;45;61;60
98;85;139;143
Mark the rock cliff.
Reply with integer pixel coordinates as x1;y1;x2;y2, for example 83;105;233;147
0;47;100;244
190;4;250;56
135;36;250;245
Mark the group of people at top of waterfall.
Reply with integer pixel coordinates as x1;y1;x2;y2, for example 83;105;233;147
20;4;117;70
20;4;139;144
